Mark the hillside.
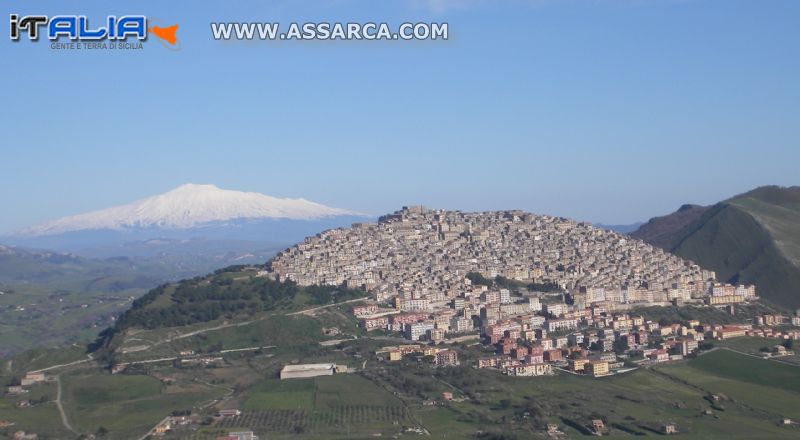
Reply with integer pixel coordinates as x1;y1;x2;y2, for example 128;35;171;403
0;246;178;356
630;204;710;249
95;265;367;354
0;245;156;287
631;186;800;309
0;244;286;356
0;183;366;356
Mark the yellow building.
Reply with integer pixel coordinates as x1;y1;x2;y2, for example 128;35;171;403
388;350;402;361
716;327;747;340
154;421;171;434
586;361;610;377
707;295;744;305
424;347;439;356
569;358;589;372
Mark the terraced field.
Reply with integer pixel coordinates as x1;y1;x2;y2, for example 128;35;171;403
195;374;411;439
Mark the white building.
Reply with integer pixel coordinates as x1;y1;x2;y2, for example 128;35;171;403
405;322;435;341
280;363;340;380
546;318;578;332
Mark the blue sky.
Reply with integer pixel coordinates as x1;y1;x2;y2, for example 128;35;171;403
2;0;798;234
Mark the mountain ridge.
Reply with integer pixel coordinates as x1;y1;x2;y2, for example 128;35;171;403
631;185;800;309
17;183;362;236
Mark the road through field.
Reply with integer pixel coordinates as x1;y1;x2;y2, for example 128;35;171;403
55;375;77;435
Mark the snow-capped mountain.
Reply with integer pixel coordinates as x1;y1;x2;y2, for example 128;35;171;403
19;184;360;236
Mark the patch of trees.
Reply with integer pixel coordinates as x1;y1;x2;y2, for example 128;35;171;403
613;339;630;354
611;422;646;435
466;272;563;293
560;417;593;435
117;299;261;329
633;305;749;326
467;272;494;287
304;284;368;305
525;282;563;293
699;341;716;351
434;365;485;390
128;284;169;311
90;270;366;352
475;433;518;440
214;264;251;274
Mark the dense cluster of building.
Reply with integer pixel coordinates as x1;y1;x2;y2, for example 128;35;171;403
373;309;800;378
266;206;771;377
377;344;460;367
269;207;756;340
270;207;754;309
476;311;719;377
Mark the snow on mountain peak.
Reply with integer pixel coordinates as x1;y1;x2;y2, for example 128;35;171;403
19;184;360;236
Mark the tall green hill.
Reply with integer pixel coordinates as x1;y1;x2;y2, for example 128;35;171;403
632;186;800;309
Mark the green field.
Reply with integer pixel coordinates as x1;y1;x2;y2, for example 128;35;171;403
0;247;191;357
688;349;800;392
656;349;800;422
0;379;70;439
66;373;163;405
60;372;223;439
244;379;316;410
3;343;800;439
0;281;144;357
219;374;410;439
717;336;784;355
360;347;800;439
242;374;397;412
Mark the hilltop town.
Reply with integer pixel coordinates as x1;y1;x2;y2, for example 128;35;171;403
270;206;755;309
263;206;782;378
269;206;756;323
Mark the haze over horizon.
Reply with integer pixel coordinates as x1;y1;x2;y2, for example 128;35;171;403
2;0;798;234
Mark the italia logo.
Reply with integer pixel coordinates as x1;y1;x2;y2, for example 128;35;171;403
9;14;179;49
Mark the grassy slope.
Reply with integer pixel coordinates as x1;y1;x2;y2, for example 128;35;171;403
730;195;800;267
659;349;800;427
0;249;173;357
667;188;800;309
630;204;710;249
689;349;800;392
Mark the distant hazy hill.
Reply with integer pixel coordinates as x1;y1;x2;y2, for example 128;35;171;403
0;245;162;289
631;186;800;309
0;245;167;356
594;222;645;234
